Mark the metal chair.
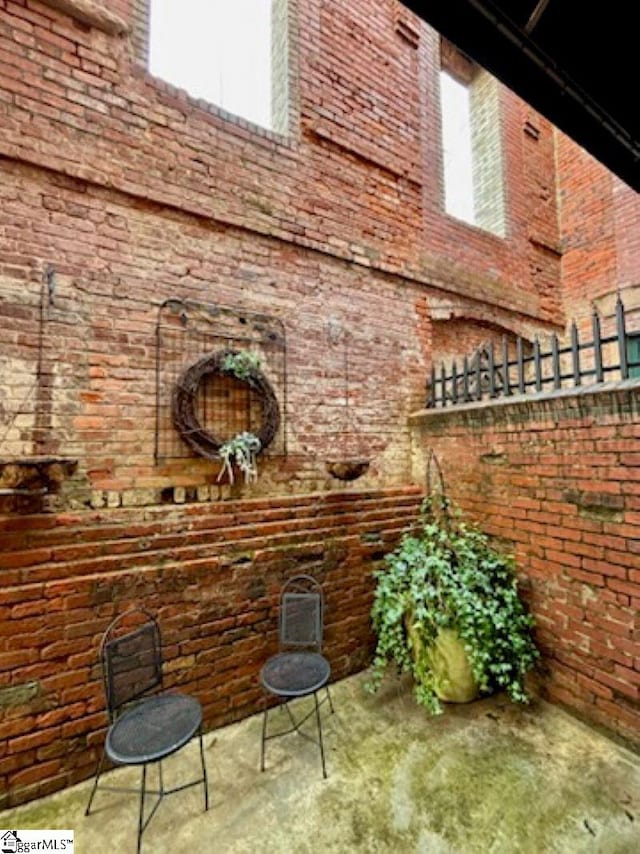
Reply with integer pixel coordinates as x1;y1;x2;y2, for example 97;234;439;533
260;574;334;778
85;609;208;853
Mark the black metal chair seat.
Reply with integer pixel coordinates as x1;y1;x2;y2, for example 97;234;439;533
260;651;330;698
106;694;202;766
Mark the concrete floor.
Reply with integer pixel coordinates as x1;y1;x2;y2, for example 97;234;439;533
2;671;640;853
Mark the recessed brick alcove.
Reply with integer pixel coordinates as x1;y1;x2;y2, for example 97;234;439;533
0;457;78;508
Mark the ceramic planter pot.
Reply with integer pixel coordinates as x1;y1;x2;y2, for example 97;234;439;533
406;615;479;704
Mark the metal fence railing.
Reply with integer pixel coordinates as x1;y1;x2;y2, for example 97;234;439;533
427;296;639;409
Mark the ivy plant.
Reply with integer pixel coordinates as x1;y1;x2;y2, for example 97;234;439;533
217;431;262;485
368;495;539;713
222;350;262;381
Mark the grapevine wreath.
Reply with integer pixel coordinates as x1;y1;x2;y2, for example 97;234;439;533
171;350;280;459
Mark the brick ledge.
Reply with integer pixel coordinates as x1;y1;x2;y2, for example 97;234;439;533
410;379;640;427
37;0;128;36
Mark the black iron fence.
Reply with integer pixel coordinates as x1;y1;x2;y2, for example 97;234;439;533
427;296;640;409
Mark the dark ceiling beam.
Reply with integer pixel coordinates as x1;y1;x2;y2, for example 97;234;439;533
401;0;640;191
524;0;551;35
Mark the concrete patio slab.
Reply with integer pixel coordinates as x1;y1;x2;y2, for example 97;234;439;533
2;671;639;853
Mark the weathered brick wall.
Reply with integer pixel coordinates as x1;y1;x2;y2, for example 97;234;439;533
0;486;422;807
0;159;430;502
557;139;618;341
0;0;562;502
0;1;561;300
613;180;640;293
411;387;640;747
557;135;640;335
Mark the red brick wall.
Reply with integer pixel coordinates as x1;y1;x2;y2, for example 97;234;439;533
0;0;562;501
0;159;430;501
412;387;640;747
0;0;560;309
0;486;422;807
557;135;640;335
613;180;640;291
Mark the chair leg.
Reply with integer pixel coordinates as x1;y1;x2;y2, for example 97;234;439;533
137;764;147;854
326;684;335;714
260;705;268;772
198;726;209;810
313;691;327;779
284;700;297;731
85;747;106;816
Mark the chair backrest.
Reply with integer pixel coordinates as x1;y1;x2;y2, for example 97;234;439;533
100;609;163;720
279;574;324;652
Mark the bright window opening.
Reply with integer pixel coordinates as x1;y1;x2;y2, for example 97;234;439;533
440;71;476;226
149;0;276;131
439;66;507;237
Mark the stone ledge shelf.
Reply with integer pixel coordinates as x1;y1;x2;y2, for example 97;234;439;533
409;379;640;429
0;457;78;496
38;0;129;36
